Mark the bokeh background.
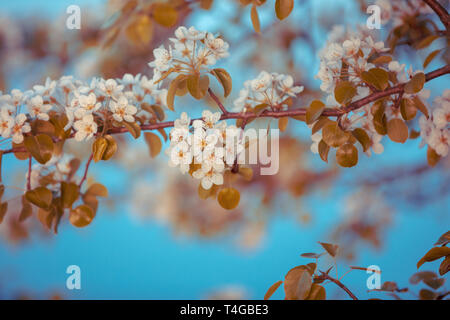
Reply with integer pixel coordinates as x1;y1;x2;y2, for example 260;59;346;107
0;0;449;299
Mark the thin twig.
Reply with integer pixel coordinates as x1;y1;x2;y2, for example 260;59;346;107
320;272;358;300
208;88;229;114
27;156;32;191
78;153;93;189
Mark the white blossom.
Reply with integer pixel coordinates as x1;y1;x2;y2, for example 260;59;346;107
109;96;137;123
73;114;98;141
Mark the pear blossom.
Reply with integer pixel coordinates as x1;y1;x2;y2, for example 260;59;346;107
27;95;52;120
234;71;303;111
193;166;224;190
149;26;229;83
73;114;98;141
109;96;137;123
11;113;31;144
0;108;13;138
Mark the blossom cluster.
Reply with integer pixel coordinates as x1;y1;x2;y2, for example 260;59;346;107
26;154;74;191
0;73;168;144
316;27;389;98
166;111;245;190
233;71;304;111
149;26;230;82
419;90;450;157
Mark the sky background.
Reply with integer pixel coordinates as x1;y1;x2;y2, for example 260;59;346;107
0;0;449;299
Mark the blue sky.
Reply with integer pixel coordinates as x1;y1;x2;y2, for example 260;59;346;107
0;0;449;300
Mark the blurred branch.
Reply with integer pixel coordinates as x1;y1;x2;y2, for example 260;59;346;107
318;272;358;300
423;0;450;32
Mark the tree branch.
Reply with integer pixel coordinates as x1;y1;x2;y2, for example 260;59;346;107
423;0;450;32
320;272;358;300
208;88;229;114
2;65;449;156
78;153;93;188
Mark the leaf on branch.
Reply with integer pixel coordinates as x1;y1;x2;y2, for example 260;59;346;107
187;74;209;100
102;135;117;161
126;14;153;46
387;118;408;143
404;73;425;94
0;202;7;224
439;256;450;276
24;134;54;164
413;96;429;118
284;266;312;300
361;68;389;90
275;0;294;20
152;3;178;27
211;68;232;97
92;137;108;163
278;117;288;132
123;121;141;139
217;187;240;210
318;140;330;163
144;132;162;158
85;183;108;198
25;187;53;210
417;247;450;269
400;98;417;121
61;182;79;209
434;231;450;246
322;122;350;148
264;280;283;300
423;49;442;69
19;196;32;222
306;283;326;300
318;242;339;257
334;81;356;105
427;146;441;167
251;4;260;33
306;100;325;125
351;128;371;152
167;74;187;110
69;204;95;228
